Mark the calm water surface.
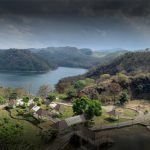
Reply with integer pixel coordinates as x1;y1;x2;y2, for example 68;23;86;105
0;67;87;94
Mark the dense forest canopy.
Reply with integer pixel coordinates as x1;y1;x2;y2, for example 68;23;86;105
0;49;51;72
56;50;150;96
86;51;150;79
0;47;127;72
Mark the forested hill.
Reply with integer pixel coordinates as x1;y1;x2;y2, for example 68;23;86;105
86;51;150;79
36;47;100;68
35;47;127;69
0;49;53;72
0;47;127;72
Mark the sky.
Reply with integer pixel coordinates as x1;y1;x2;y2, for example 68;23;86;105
0;0;150;50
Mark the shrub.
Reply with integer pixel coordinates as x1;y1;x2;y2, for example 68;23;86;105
100;74;110;81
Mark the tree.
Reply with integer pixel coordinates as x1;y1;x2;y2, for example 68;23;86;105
37;99;42;106
74;78;94;91
0;118;23;149
117;73;129;86
38;84;51;97
14;88;27;98
33;96;40;102
9;92;17;100
100;74;110;81
4;87;13;99
0;96;6;104
67;88;77;99
73;96;102;120
74;80;86;91
46;93;56;101
73;96;89;115
22;96;29;103
85;100;102;120
109;82;122;104
119;91;129;105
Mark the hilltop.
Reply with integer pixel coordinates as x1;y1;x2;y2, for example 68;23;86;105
86;51;150;79
0;47;127;72
0;49;53;72
35;47;127;69
56;50;150;96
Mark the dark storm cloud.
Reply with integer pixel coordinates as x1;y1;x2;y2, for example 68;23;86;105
0;0;150;50
0;0;149;17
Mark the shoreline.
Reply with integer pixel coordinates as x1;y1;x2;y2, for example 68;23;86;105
0;66;88;74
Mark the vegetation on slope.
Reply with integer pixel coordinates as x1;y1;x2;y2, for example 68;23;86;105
36;47;127;69
0;47;127;71
86;51;150;79
56;50;150;100
0;49;54;72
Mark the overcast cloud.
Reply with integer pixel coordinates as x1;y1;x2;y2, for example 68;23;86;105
0;0;150;50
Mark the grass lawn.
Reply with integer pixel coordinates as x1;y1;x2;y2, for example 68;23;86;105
40;104;47;110
123;108;138;118
56;93;67;101
0;109;42;149
10;109;24;119
60;106;73;119
93;109;129;127
10;108;40;125
38;120;53;131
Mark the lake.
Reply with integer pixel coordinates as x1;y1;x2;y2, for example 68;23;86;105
0;67;87;95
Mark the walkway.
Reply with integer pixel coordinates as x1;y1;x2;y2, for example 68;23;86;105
55;102;72;107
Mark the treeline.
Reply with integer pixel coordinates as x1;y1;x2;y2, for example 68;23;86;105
0;49;53;72
36;47;114;69
0;87;27;100
86;51;150;79
56;50;150;98
36;47;127;69
0;47;127;72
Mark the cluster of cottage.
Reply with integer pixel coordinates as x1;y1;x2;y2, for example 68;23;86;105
8;99;64;119
8;98;87;131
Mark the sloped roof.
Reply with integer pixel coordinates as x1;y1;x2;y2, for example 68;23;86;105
65;115;86;126
36;108;47;116
32;106;40;112
52;115;86;130
44;100;51;106
52;120;68;130
29;103;35;110
54;104;61;111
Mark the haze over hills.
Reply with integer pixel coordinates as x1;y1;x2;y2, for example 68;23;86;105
0;47;127;72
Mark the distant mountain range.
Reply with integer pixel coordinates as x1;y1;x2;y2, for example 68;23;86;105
0;47;128;72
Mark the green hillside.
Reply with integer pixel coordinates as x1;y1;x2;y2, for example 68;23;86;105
0;49;53;72
86;51;150;79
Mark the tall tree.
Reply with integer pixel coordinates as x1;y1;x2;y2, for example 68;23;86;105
109;82;122;104
38;84;51;98
119;91;129;105
73;96;102;120
22;96;29;103
46;93;56;101
0;96;6;104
